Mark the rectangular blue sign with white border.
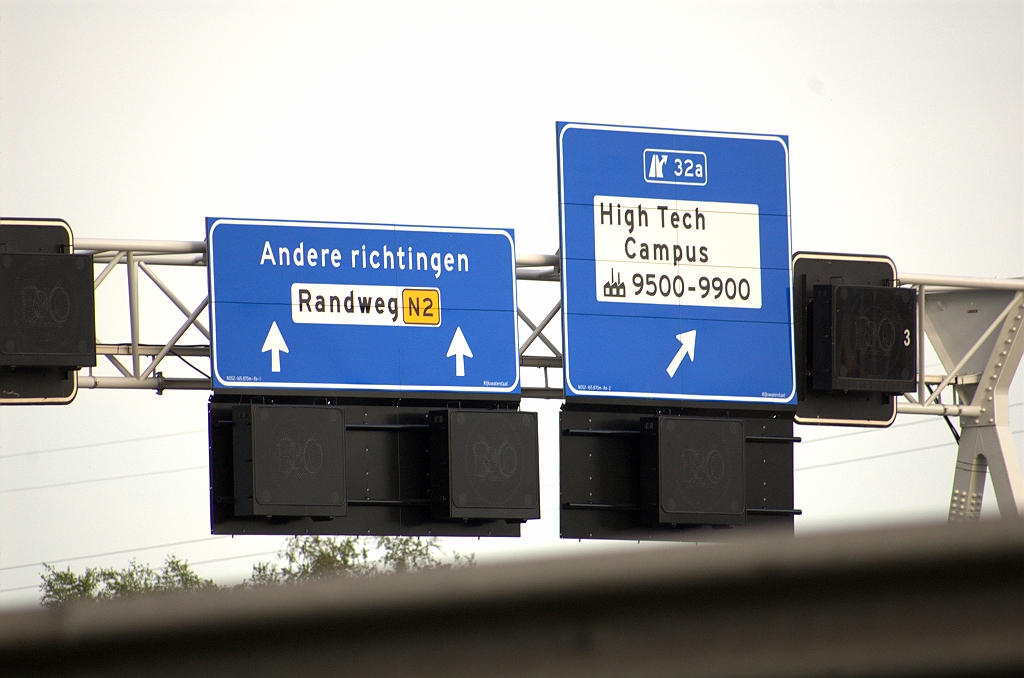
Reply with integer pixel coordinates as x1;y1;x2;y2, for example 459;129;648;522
558;123;796;404
208;219;520;395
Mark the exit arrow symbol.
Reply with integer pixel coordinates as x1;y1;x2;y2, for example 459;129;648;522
666;330;696;378
262;321;289;373
446;326;473;377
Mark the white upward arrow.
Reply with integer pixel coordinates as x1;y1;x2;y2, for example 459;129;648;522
446;326;473;377
261;321;289;373
666;330;696;378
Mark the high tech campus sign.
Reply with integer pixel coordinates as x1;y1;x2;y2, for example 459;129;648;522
207;219;520;395
557;123;796;404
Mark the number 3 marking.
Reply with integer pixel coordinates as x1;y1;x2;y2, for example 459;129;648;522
904;329;911;346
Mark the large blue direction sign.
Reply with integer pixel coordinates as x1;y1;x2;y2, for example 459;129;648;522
558;123;795;404
207;219;520;395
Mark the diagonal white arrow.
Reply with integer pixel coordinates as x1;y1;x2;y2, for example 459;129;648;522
666;330;696;378
261;321;289;373
446;326;473;377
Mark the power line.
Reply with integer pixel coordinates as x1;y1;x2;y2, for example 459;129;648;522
0;429;206;460
799;417;939;444
3;402;1021;578
798;401;1023;446
2;402;1018;461
2;418;1016;492
190;550;281;568
790;432;1024;475
794;429;1024;471
1;465;206;494
795;441;954;471
1;536;231;571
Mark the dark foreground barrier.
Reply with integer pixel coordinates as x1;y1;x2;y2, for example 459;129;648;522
1;520;1021;677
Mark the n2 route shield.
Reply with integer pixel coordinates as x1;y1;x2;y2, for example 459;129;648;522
558;123;796;405
207;218;520;396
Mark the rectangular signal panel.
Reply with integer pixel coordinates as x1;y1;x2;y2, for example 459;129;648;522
647;416;745;526
209;397;523;537
232;404;347;517
0;253;96;367
812;285;916;393
429;409;540;521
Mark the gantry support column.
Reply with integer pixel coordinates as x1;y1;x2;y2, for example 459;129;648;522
951;291;1024;521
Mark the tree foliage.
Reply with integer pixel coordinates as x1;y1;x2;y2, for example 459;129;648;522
245;535;473;587
245;536;376;586
40;556;217;607
40;536;472;606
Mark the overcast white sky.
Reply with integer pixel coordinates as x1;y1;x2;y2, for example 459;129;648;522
1;0;1022;608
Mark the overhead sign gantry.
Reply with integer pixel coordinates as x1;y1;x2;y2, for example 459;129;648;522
8;127;1016;542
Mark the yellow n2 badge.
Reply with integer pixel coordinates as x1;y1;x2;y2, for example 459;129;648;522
402;288;441;325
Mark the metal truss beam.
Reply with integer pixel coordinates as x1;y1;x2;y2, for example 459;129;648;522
74;238;567;397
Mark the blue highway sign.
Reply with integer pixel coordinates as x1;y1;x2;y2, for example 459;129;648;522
557;123;796;404
207;219;520;395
